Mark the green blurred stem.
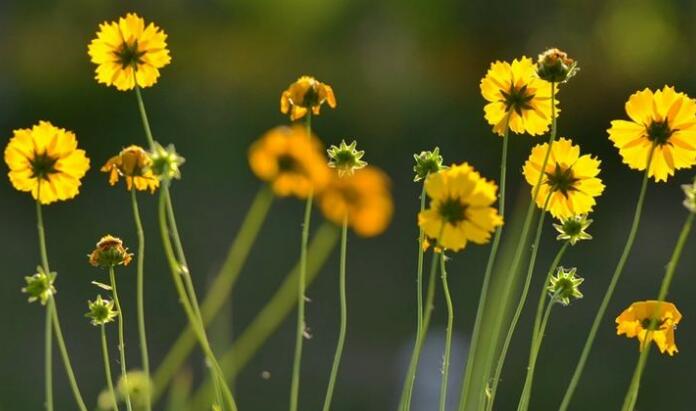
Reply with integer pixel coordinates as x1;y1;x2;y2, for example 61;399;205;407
621;212;694;411
487;192;551;411
439;251;454;411
50;299;88;411
559;145;656;411
134;85;155;149
130;189;152;411
110;267;134;411
531;243;568;346
36;192;54;411
152;186;273;402
101;324;121;411
321;215;349;411
188;223;339;410
458;118;509;410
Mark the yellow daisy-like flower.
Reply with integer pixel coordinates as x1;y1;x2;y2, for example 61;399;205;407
280;76;337;121
418;163;503;252
318;166;393;237
248;125;331;198
523;138;605;219
88;13;171;91
4;121;90;205
608;86;696;182
616;300;682;356
480;57;558;136
101;145;159;193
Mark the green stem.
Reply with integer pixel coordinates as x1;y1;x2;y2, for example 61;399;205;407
110;267;134;411
151;186;273;402
134;85;155;149
439;251;454;411
531;243;569;349
559;145;656;411
458;119;509;410
620;212;694;411
321;215;349;411
45;300;53;411
130;189;151;411
101;325;121;411
487;193;552;411
50;300;88;411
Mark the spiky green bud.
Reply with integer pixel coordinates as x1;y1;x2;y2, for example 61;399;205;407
327;140;367;177
22;266;56;305
413;147;445;182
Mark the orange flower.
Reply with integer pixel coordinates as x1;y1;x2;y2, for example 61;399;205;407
101;145;159;193
616;300;682;356
280;76;336;121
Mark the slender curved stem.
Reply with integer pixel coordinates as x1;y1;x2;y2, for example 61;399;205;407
36;192;54;411
439;252;454;411
134;85;155;149
531;243;569;349
620;212;694;411
559;145;656;411
458;118;509;411
101;325;121;411
110;267;134;411
50;300;88;411
322;215;349;411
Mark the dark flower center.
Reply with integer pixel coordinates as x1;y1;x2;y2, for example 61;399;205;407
438;197;467;224
116;41;145;69
641;318;666;331
545;163;579;196
501;84;535;115
646;120;673;145
277;154;297;172
301;85;320;107
30;151;58;180
562;220;582;236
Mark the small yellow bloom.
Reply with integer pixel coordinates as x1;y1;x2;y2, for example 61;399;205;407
523;138;605;219
89;235;133;269
480;57;558;136
616;300;682;356
101;145;159;193
418;163;503;252
4;121;90;204
608;86;696;182
88;13;171;91
280;76;336;121
248;125;331;198
318;166;393;237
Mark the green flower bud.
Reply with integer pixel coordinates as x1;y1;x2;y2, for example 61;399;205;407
22;266;56;305
413;147;445;182
536;48;579;83
553;214;593;245
547;267;584;306
85;295;118;326
327;140;367;177
150;142;185;181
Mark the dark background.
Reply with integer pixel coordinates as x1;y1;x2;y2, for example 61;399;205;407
2;0;696;410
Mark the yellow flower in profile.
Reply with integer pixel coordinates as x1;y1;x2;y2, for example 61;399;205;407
418;163;503;252
616;300;682;356
480;57;558;136
101;145;159;193
318;166;393;237
608;86;696;182
88;13;171;91
248;125;331;198
4;121;90;204
280;76;337;121
523;138;604;219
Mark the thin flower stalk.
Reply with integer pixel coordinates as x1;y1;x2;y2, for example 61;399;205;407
439;249;454;411
531;243;569;352
101;325;120;411
50;301;89;411
559;145;656;411
621;212;694;411
109;267;134;411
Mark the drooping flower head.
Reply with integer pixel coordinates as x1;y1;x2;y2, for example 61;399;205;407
327;140;367;177
616;300;682;356
88;13;171;91
553;214;593;245
418;163;503;251
89;235;133;269
4;121;90;204
608;86;696;182
318;166;393;237
248;125;331;198
102;145;159;193
280;76;336;121
85;295;118;326
546;267;584;306
413;147;445;182
523;138;605;219
22;266;56;305
149;142;185;181
481;57;558;136
536;48;578;83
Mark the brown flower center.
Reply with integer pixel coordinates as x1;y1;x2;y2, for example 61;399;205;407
116;40;145;69
30;151;58;180
545;163;579;197
646;120;674;145
501;84;535;115
438;197;467;224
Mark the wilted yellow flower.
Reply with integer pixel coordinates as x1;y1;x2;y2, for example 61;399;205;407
418;163;503;251
4;121;90;204
88;13;171;91
248;125;331;198
608;86;696;182
616;300;682;356
89;235;133;269
101;145;159;193
480;57;558;136
318;166;393;237
280;76;336;121
523;138;605;219
536;48;578;83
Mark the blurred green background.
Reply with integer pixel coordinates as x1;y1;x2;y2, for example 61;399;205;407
2;0;696;410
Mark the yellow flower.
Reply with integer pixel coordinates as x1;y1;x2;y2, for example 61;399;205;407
101;145;159;193
88;13;171;91
248;125;331;198
4;121;90;204
480;57;558;136
280;76;337;121
608;86;696;182
523;138;604;219
318;166;393;237
616;300;682;356
418;163;503;252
